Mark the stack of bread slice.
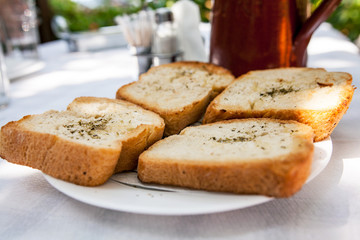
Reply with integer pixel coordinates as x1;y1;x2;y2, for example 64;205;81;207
0;97;164;186
121;66;354;197
0;63;355;197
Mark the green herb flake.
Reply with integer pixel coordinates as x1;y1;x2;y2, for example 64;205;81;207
210;136;254;143
259;86;298;97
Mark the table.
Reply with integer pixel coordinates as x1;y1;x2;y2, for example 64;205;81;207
1;23;360;240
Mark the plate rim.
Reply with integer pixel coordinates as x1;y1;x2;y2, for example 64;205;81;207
43;137;332;216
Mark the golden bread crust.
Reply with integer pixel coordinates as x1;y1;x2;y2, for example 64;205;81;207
116;80;206;136
143;61;233;82
138;149;313;198
0;119;121;186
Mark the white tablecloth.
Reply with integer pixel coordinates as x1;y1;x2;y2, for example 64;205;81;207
1;23;360;240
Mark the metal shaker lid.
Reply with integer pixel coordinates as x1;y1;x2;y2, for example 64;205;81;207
155;8;174;23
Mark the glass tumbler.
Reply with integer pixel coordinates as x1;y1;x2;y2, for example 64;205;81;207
0;42;10;109
0;0;39;81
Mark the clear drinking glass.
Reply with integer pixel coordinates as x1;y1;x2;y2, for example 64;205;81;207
0;42;10;109
0;0;39;80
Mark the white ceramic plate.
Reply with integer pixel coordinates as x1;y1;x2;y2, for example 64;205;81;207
44;138;332;215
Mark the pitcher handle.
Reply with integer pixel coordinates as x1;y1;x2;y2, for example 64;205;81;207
292;0;342;66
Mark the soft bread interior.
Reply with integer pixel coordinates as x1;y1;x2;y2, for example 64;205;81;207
20;110;139;148
21;97;164;149
144;119;313;161
218;68;351;110
125;64;233;110
67;97;163;126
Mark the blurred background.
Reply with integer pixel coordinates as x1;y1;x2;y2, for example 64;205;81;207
311;0;360;42
0;0;358;43
0;0;357;82
0;0;359;70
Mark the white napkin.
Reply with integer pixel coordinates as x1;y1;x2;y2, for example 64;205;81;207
171;0;207;62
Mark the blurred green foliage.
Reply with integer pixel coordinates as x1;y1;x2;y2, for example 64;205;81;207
145;0;211;22
49;0;211;32
311;0;360;41
49;0;139;32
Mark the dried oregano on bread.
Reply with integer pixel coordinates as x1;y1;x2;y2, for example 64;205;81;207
116;61;234;136
0;97;164;186
203;68;355;142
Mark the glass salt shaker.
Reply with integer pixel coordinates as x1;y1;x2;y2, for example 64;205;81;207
152;8;179;66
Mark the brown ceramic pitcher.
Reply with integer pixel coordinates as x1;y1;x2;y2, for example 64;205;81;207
209;0;341;77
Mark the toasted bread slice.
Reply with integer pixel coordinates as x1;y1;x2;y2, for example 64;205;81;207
67;97;165;172
0;97;165;186
203;68;354;141
138;118;314;198
116;61;234;136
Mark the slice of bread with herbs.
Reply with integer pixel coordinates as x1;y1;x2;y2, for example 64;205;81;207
138;118;314;198
203;68;354;142
0;97;165;186
67;97;165;172
116;61;234;136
